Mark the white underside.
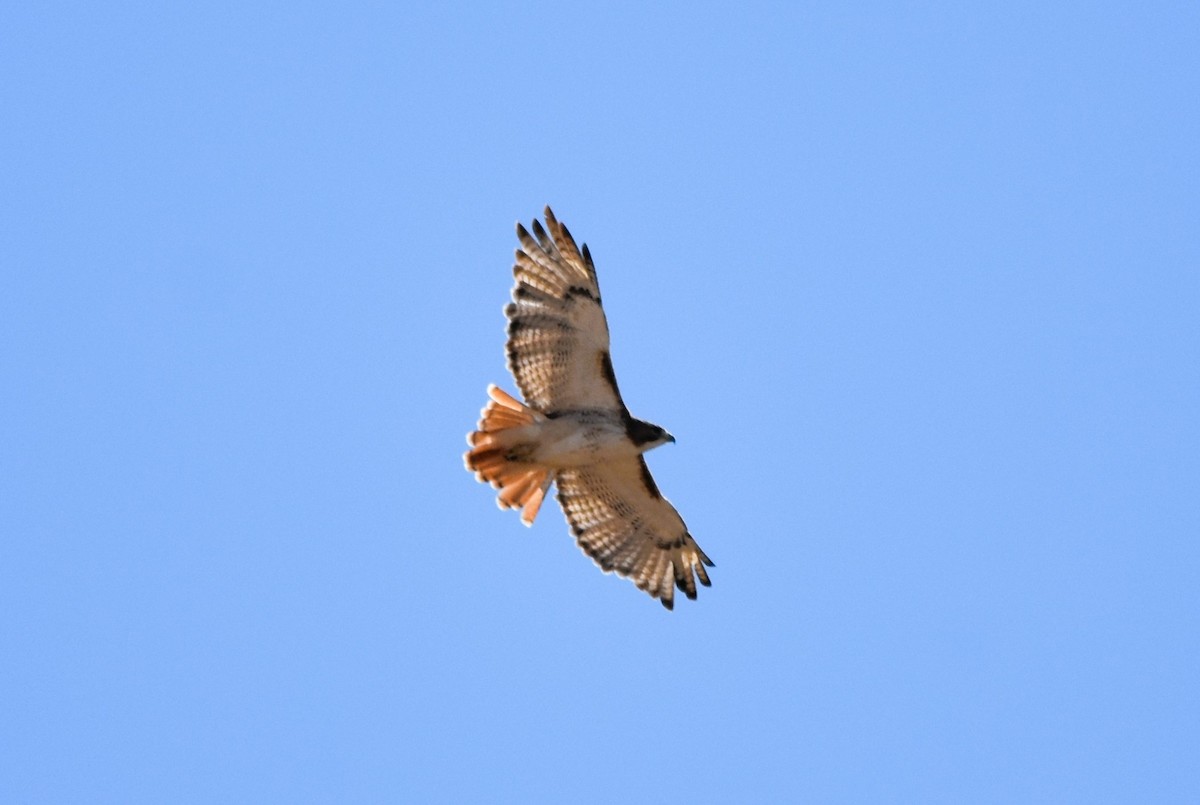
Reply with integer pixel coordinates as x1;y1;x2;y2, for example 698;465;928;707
501;413;643;469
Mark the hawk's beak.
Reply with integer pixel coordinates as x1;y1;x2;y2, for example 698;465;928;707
666;433;676;444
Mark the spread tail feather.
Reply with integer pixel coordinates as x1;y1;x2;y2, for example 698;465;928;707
463;385;554;526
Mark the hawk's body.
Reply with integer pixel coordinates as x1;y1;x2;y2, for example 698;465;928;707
464;207;713;609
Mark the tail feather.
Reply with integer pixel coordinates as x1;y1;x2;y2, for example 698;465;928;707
485;385;527;411
477;406;528;432
465;447;506;475
519;477;551;525
497;470;540;508
464;385;555;527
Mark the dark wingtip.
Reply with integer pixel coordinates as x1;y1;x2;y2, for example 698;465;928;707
660;597;674;611
516;222;530;239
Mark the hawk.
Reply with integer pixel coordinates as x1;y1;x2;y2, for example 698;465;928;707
464;207;714;609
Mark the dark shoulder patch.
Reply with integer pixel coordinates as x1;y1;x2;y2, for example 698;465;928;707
598;351;622;401
638;456;662;499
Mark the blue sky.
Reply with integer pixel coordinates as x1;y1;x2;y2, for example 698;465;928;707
2;2;1198;802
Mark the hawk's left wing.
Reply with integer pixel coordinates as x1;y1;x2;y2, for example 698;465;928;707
504;207;626;415
556;458;714;610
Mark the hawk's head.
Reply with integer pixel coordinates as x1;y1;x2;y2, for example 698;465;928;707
627;418;675;451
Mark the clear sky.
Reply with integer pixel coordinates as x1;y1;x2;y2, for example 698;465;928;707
3;3;1198;802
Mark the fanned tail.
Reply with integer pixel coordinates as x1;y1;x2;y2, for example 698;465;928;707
463;385;554;526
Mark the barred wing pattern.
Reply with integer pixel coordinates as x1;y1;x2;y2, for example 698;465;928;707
505;208;625;414
556;459;713;610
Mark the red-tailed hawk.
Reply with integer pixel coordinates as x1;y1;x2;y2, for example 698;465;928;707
464;207;714;609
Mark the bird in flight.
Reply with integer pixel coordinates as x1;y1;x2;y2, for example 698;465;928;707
464;207;713;609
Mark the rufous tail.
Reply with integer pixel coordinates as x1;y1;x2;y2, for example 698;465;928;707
463;385;554;526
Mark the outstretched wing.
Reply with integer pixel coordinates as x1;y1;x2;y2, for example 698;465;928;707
505;207;625;414
556;458;714;610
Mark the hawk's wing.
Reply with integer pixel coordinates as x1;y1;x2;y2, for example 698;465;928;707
505;207;625;414
556;458;714;610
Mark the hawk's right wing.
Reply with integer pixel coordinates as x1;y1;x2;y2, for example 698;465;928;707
555;457;714;610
